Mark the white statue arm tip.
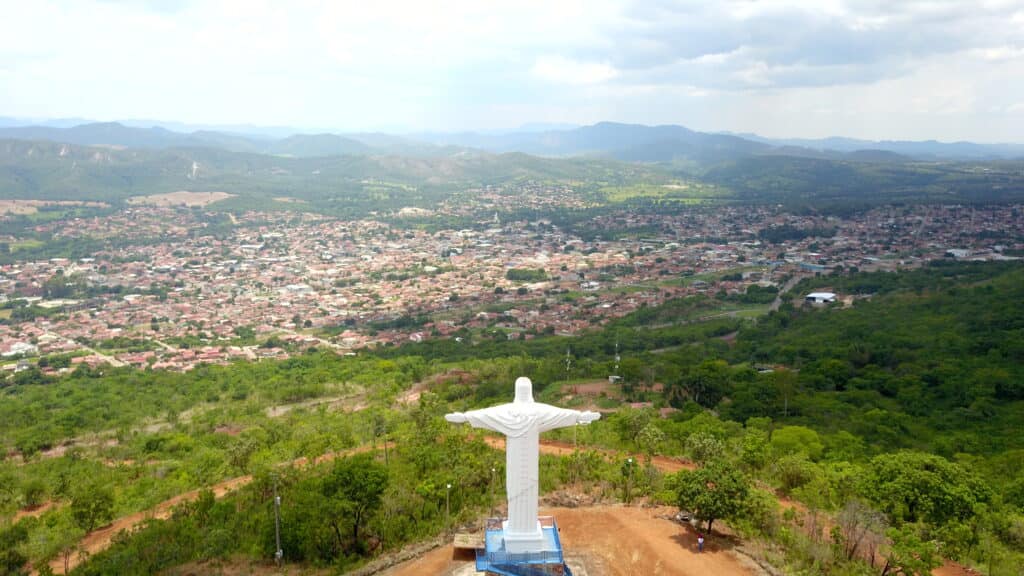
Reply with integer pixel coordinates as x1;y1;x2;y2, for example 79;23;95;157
445;412;468;423
578;411;600;424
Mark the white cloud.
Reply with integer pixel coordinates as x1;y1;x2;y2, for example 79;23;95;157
0;0;1021;138
531;56;619;85
971;45;1024;61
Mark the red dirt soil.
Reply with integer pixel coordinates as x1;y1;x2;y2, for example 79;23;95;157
13;501;55;523
381;505;758;576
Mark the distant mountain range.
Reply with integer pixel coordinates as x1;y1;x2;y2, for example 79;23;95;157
0;122;374;157
0;119;1022;165
731;133;1024;161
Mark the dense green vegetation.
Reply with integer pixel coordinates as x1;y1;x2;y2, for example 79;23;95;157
703;156;1024;208
2;261;1023;575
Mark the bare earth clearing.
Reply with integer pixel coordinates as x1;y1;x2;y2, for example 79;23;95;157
0;199;107;214
381;505;759;576
126;191;235;207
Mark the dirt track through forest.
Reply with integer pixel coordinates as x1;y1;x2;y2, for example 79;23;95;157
39;444;386;575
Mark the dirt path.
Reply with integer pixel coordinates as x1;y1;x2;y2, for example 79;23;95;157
45;476;253;574
42;443;387;575
483;436;695;473
932;560;979;576
13;501;56;523
380;545;460;576
770;274;805;312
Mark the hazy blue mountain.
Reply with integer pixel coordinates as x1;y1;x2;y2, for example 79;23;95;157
731;133;1024;160
414;122;926;165
4;119;1021;164
420;122;1024;163
0;122;204;148
264;133;370;157
417;121;772;164
117;118;300;139
0;116;95;129
0;122;395;158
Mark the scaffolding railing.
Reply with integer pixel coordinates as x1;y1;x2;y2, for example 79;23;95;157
476;516;565;568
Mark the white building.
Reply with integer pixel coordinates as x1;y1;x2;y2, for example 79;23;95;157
805;291;837;304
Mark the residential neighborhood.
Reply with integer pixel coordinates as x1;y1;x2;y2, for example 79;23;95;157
0;195;1020;373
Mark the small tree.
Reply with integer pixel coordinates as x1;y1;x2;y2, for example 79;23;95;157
738;428;769;470
22;478;47;508
771;425;824;460
70;482;115;533
322;454;389;549
685;432;724;465
880;526;941;576
673;460;750;533
834;499;888;562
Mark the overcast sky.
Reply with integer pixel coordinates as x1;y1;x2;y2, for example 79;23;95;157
2;0;1023;141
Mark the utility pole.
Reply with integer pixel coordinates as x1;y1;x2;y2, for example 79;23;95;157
572;423;579;484
489;467;497;518
273;476;283;566
623;457;634;504
614;339;620;376
445;483;452;534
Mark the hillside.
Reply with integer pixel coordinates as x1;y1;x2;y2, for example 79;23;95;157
700;155;1024;206
0;139;667;215
6;121;1021;167
4;138;1024;215
0;123;385;158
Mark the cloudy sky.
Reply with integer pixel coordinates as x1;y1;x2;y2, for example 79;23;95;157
2;0;1023;140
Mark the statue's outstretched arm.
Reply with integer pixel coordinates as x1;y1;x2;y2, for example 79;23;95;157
577;410;600;425
445;412;468;424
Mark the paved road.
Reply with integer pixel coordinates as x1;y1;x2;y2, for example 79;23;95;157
43;330;124;367
770;274;805;312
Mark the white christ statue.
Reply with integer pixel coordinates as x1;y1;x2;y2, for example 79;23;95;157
445;377;599;553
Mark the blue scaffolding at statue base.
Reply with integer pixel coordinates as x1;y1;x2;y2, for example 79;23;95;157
475;517;573;576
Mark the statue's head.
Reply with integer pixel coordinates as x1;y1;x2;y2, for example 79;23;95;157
514;377;534;403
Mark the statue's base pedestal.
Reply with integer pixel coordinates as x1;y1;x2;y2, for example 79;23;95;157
477;517;567;575
502;520;546;553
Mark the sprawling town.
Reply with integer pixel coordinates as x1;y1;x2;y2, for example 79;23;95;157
0;188;1021;374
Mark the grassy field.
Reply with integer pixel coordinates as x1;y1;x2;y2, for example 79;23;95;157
10;239;45;252
599;181;731;203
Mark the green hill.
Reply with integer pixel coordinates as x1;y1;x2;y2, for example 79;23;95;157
0;139;667;215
